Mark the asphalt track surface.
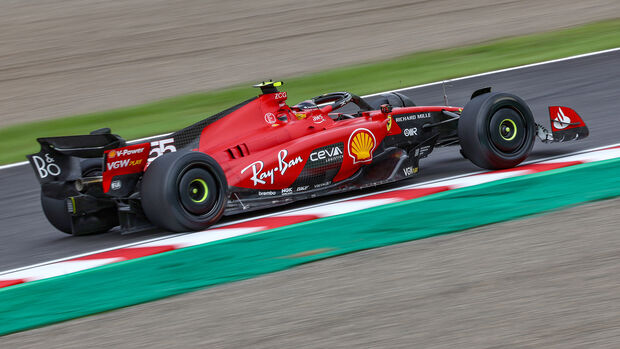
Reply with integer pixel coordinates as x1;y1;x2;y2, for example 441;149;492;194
3;197;620;347
1;50;620;272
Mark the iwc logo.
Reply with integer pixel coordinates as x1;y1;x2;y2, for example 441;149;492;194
348;128;376;163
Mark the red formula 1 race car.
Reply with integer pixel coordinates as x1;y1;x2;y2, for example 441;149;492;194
28;81;589;235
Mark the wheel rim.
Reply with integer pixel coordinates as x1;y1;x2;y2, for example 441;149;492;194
178;167;217;215
189;178;209;203
499;119;517;141
488;107;527;154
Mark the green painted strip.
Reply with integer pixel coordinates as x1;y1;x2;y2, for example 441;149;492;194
2;158;620;335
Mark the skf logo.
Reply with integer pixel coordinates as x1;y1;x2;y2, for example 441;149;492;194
386;116;392;132
348;128;376;163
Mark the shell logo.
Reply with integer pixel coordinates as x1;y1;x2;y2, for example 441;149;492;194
108;150;116;159
348;128;376;163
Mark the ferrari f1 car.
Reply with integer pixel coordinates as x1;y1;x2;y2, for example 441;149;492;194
28;81;589;235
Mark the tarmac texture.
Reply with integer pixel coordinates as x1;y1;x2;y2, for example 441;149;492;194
4;198;620;348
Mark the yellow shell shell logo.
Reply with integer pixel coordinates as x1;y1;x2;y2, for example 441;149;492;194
109;150;116;158
348;128;376;163
387;115;392;132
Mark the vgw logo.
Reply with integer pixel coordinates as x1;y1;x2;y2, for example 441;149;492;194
106;159;143;171
32;153;61;178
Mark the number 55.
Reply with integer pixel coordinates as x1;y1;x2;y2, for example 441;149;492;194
148;138;177;164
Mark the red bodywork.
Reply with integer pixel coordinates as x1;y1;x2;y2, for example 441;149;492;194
103;90;461;196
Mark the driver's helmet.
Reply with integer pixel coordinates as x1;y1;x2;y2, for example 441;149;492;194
292;99;318;111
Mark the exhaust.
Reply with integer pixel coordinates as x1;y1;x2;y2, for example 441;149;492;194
75;176;103;192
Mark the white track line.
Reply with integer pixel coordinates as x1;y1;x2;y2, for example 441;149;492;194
1;47;618;172
0;161;28;170
364;47;620;97
3;142;620;277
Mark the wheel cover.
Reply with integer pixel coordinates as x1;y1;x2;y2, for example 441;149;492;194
488;108;527;154
189;178;209;203
177;167;217;216
499;119;517;141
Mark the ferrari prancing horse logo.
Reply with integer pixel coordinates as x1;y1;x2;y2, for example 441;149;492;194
348;128;376;163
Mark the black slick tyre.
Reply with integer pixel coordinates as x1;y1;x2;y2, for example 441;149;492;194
40;159;113;236
458;92;535;169
41;193;72;234
140;151;228;232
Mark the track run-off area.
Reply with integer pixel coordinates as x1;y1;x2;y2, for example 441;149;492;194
1;48;620;342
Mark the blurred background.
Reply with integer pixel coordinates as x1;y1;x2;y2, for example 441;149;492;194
1;0;619;127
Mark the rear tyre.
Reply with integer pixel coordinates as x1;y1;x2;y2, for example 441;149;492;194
40;159;114;236
458;92;535;169
41;193;72;234
141;151;228;232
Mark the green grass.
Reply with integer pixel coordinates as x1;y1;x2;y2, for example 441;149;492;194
2;19;620;165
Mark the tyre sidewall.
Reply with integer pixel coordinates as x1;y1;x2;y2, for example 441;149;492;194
40;192;73;234
141;151;228;232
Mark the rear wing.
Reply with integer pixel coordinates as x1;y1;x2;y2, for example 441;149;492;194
27;132;124;184
536;106;589;143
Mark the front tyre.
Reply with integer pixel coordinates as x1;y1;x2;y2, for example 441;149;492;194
458;92;535;169
141;151;228;232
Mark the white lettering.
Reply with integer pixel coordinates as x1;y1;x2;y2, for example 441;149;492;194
148;138;176;164
282;188;293;195
395;113;431;122
33;156;48;178
312;115;325;124
106;159;131;170
403;166;417;176
241;149;303;186
111;180;122;190
32;154;62;178
258;191;277;196
314;181;331;188
115;148;144;157
404;128;418;137
310;147;343;162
